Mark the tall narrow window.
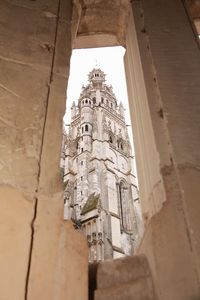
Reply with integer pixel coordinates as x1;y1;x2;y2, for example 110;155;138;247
85;124;89;131
118;181;132;232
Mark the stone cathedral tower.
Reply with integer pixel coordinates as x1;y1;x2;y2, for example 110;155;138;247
63;68;142;262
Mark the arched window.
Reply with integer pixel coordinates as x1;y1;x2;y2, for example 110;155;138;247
85;124;88;131
93;97;96;104
109;135;113;143
82;127;84;133
101;97;104;103
86;99;88;104
117;139;124;151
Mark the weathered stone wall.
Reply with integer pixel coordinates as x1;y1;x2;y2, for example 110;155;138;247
125;1;200;299
0;1;88;299
1;0;200;299
74;0;130;48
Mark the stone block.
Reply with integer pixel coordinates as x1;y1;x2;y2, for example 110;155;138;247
0;57;49;196
27;193;88;300
97;255;150;289
38;74;68;193
53;18;72;77
0;1;56;69
95;277;155;300
0;186;34;300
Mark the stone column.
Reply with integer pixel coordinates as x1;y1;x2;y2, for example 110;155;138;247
0;1;88;299
125;1;200;299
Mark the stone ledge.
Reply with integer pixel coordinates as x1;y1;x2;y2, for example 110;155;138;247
97;254;150;289
95;277;156;300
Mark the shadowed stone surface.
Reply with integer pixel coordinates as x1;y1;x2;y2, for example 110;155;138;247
95;255;156;300
97;255;150;289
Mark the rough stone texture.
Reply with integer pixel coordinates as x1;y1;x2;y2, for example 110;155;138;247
97;255;150;289
124;1;200;299
74;0;130;48
0;0;88;299
1;0;200;299
95;255;156;300
28;194;88;300
0;0;53;196
137;172;200;300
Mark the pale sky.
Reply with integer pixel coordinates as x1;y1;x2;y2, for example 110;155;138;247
64;46;134;153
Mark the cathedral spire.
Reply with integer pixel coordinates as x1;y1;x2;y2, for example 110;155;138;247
63;68;142;262
88;68;106;88
119;101;125;117
71;101;76;119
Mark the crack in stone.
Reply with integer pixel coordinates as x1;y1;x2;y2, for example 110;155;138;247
24;196;38;300
24;0;62;298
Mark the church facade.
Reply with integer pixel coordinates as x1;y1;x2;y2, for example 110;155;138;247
63;68;142;261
